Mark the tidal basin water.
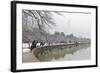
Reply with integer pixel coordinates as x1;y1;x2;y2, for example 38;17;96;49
22;44;91;62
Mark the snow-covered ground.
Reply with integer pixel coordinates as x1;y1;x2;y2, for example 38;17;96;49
22;43;31;48
22;42;77;53
22;48;30;52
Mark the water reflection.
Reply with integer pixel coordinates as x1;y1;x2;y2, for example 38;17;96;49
33;44;90;62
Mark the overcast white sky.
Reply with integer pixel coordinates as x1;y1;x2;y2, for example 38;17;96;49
49;12;91;38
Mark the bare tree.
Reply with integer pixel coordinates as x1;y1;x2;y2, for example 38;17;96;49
22;10;62;43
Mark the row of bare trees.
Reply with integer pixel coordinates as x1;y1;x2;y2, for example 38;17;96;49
22;10;90;45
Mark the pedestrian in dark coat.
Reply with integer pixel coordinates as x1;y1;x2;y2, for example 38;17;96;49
30;40;38;52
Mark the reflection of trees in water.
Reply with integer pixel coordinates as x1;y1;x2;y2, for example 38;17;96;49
33;44;90;61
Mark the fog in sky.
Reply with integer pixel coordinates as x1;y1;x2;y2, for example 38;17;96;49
49;12;91;38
